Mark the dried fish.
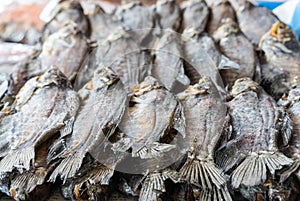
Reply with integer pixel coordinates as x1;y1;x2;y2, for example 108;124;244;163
153;29;190;93
176;77;232;200
39;22;89;80
279;84;300;183
180;0;210;34
116;1;154;46
155;0;182;32
88;5;122;41
117;76;185;159
206;0;236;35
216;78;293;189
94;29;152;93
235;0;278;46
48;67;127;183
0;67;80;173
213;18;257;87
259;22;300;99
42;0;89;40
8;139;54;201
0;21;41;45
182;27;238;86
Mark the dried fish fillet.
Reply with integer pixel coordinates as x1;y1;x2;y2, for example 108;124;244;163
49;67;127;183
176;77;231;200
0;67;80;173
216;78;293;188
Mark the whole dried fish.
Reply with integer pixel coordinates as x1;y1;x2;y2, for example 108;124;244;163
118;76;185;159
94;29;152;93
39;22;89;80
0;67;80;173
279;84;300;183
88;5;122;41
155;0;182;32
235;0;278;46
216;78;293;189
42;0;89;40
153;29;190;93
259;22;300;99
213;18;257;87
182;27;238;87
180;0;210;34
176;77;232;200
116;1;154;46
206;0;236;35
48;67;127;183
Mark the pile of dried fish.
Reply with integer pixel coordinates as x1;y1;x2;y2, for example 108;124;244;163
0;0;300;200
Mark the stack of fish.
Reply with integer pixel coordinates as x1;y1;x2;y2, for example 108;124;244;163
0;0;300;200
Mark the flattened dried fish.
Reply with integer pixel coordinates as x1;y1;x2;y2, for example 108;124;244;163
42;0;89;40
95;29;152;92
182;27;238;86
116;1;154;45
177;77;232;200
259;22;300;99
153;29;190;93
235;0;278;46
118;76;185;159
216;78;293;189
39;22;89;80
279;84;300;183
49;67;127;183
213;18;257;87
88;5;122;41
155;0;182;32
180;0;209;34
206;0;236;35
0;67;80;173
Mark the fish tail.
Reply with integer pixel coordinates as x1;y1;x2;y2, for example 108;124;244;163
280;158;300;182
231;152;293;188
48;154;84;183
10;168;47;200
133;142;175;159
0;147;35;172
87;165;115;185
179;158;227;191
139;173;166;201
198;186;233;201
139;169;178;201
47;138;66;163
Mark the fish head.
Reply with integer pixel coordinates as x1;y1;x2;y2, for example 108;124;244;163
132;76;161;96
92;67;119;90
231;77;259;97
213;18;239;41
38;66;70;88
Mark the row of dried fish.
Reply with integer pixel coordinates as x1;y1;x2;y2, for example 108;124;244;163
0;0;300;201
1;64;300;201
